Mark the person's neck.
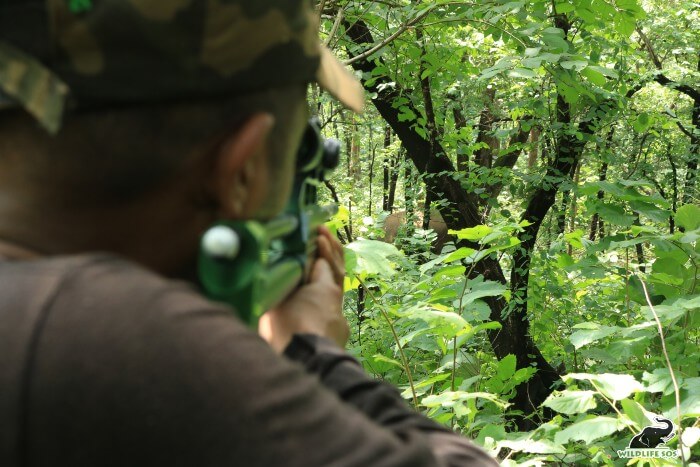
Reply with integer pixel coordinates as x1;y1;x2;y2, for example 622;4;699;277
0;191;211;279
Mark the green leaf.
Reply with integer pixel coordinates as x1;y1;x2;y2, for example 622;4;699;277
595;202;636;226
456;321;501;341
557;253;575;267
675;204;700;230
450;225;493;241
633;112;651;133
371;354;404;370
419;247;476;274
346;239;401;278
654;239;691;263
402;305;469;338
631;201;670;223
588;65;619;78
640;303;686;324
458;277;508;308
408;374;452;398
616;0;647;18
665;380;700;418
570;324;619;349
477;424;507;445
524;47;542;57
508;68;538;79
652;257;685;278
422;390;509;409
443;247;478;264
576;6;599;23
681;427;700;449
498;439;566;454
557;80;580;104
564;373;644;400
542;390;598;414
398;106;417;122
554;2;575;14
543;31;569;52
565;230;585;248
615;13;637;36
642;369;676;395
560;60;588;71
554;416;621;444
620;399;654;430
497;354;517;380
581;67;607;86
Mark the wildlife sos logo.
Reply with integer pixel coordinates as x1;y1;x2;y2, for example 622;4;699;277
617;416;680;459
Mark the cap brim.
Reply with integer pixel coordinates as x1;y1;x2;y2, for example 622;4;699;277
316;45;364;114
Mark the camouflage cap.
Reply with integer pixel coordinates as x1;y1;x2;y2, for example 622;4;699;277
0;0;364;134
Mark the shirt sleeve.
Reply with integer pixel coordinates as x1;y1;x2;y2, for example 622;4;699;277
284;334;498;467
24;258;498;467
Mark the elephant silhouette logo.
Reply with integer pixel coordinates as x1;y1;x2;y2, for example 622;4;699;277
628;416;675;449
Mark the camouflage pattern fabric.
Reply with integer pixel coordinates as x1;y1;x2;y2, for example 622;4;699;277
0;0;363;134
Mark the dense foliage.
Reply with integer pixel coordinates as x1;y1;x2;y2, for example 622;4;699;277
315;0;699;464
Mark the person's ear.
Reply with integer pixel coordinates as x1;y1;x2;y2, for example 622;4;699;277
214;113;275;218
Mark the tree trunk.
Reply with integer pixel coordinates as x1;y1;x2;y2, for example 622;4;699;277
684;76;699;205
633;214;647;273
344;17;563;426
368;125;376;217
590;162;609;241
415;18;440;231
667;146;678;234
388;147;401;214
383;125;392;212
453;105;470;173
325;181;353;243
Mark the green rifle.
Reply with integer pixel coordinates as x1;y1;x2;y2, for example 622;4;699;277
198;118;340;326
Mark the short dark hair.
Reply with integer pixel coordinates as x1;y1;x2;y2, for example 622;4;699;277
0;85;306;207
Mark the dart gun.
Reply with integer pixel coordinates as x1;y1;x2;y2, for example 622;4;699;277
198;118;340;326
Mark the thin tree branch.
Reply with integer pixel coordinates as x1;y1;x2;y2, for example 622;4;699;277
344;6;433;65
636;27;663;69
325;7;344;47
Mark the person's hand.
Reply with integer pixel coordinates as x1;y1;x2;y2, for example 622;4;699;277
258;226;349;353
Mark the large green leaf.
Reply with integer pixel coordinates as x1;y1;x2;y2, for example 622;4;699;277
401;305;469;338
497;354;516;380
569;324;619;349
564;373;644;400
542;390;598;415
614;12;637;36
643;368;677;395
456;277;508;309
675;205;700;231
554;416;622;444
422;390;509;409
681;427;700;449
498;439;566;455
450;225;493;241
620;399;656;431
594;202;636;226
664;382;700;419
632;112;651;133
346;239;401;278
581;66;606;86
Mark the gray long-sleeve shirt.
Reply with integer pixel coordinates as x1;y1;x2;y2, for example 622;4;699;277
0;254;497;466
